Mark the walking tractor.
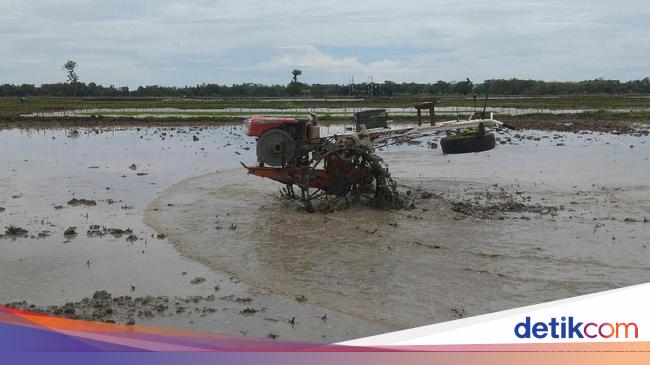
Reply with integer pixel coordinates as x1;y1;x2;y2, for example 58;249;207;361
241;106;503;211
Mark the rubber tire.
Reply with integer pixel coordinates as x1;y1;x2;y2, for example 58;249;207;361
441;133;496;154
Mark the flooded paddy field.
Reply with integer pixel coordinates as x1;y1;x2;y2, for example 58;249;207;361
1;122;649;342
0;123;391;341
23;106;650;119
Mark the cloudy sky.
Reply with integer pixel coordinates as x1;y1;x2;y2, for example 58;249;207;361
1;0;648;87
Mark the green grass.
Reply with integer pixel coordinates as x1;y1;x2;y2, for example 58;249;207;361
2;95;649;118
80;111;314;117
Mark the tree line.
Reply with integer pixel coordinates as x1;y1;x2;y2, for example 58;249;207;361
2;78;650;98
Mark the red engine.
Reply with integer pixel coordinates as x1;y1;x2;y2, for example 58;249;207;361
243;116;309;138
243;116;319;167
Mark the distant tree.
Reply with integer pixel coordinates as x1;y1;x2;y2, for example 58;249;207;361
63;60;79;84
287;69;304;96
287;81;303;96
453;78;474;95
62;60;80;96
3;76;650;98
291;69;302;83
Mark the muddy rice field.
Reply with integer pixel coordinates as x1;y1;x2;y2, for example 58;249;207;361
1;119;649;342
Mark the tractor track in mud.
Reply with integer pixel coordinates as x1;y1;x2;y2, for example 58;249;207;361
143;147;650;329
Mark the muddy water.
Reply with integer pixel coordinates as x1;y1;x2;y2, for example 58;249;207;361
2;124;649;340
145;130;650;329
0;125;250;301
0;124;394;341
26;106;650;118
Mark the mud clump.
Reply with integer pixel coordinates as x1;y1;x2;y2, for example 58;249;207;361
4;291;220;324
86;225;103;237
107;228;133;237
38;231;52;238
3;225;29;238
93;290;112;301
68;198;97;207
451;201;559;219
240;308;257;316
63;227;78;238
190;277;206;285
0;207;5;212
86;225;134;238
367;153;413;210
448;189;561;219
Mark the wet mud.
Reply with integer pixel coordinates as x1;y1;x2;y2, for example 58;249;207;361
501;114;649;134
7;290;222;325
145;132;650;330
446;188;562;219
1;113;648;135
2;123;649;341
0;115;244;130
0;125;391;342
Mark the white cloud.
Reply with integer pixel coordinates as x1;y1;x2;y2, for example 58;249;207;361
255;45;407;81
0;0;648;86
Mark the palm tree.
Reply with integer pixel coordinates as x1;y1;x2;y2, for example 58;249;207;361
291;69;302;83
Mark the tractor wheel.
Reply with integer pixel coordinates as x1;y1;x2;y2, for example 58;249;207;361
300;147;401;212
441;133;496;154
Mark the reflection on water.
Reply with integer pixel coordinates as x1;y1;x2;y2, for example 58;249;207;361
25;106;650;118
0;124;256;304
